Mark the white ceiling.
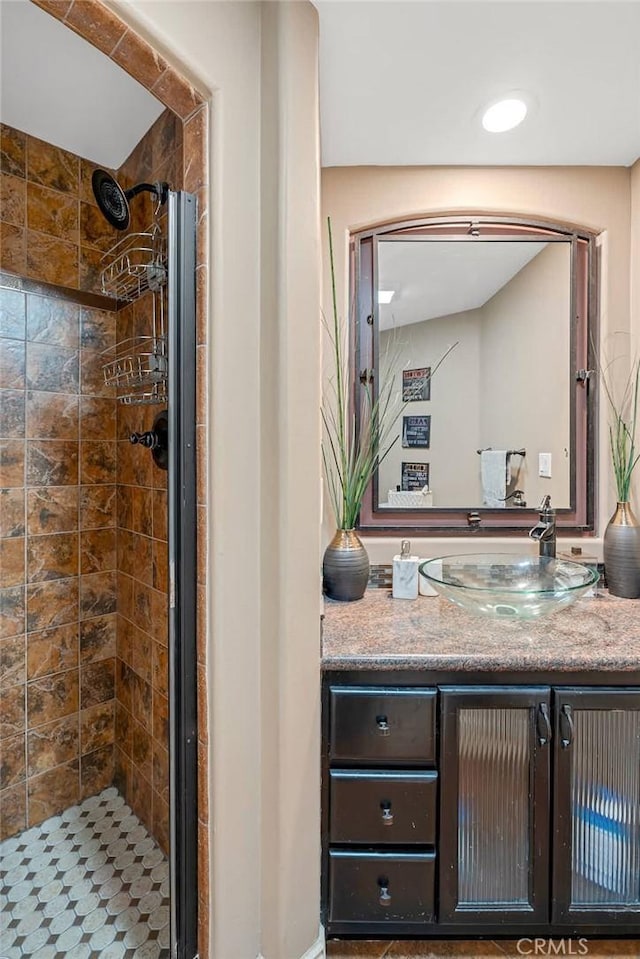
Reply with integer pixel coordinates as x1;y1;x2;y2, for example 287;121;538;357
315;0;640;167
2;0;637;171
0;0;165;169
378;241;553;329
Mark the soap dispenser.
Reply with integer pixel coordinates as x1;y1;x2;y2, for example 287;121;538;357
392;539;420;600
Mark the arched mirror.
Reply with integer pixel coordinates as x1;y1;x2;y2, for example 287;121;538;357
353;215;598;534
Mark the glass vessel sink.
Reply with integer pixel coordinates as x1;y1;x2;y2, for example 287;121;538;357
419;553;599;620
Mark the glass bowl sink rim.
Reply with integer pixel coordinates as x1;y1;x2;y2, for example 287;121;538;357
419;553;599;595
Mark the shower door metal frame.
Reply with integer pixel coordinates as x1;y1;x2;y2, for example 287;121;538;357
167;190;199;959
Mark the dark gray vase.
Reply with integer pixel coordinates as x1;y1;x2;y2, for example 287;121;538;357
323;529;370;601
603;501;640;598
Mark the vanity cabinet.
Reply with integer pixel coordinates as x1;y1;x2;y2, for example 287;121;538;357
323;678;640;938
326;686;439;928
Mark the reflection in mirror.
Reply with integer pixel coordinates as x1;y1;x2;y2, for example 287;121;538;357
377;239;572;510
353;216;597;533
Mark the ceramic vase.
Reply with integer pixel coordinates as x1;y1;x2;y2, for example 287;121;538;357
323;528;370;601
603;501;640;598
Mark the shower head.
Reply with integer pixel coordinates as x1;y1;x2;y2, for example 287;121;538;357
91;170;169;231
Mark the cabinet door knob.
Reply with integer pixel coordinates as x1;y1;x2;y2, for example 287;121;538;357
560;704;574;748
375;714;390;736
378;880;392;907
380;801;394;826
537;702;552;746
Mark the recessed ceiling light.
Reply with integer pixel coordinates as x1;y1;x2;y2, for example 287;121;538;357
378;290;395;304
482;98;527;133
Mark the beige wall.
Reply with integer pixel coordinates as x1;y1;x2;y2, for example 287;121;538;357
322;165;632;560
380;309;482;506
631;160;640;503
480;243;571;508
111;3;321;958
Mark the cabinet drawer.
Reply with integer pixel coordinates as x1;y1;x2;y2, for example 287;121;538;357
330;770;437;845
330;686;436;764
328;850;435;924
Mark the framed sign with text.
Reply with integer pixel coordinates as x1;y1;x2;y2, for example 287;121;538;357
402;415;431;448
402;367;431;402
401;461;430;491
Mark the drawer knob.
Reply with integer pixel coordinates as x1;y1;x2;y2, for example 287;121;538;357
378;878;392;907
380;801;394;826
375;714;390;736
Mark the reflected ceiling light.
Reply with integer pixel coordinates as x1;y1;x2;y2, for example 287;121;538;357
482;98;527;133
378;290;395;304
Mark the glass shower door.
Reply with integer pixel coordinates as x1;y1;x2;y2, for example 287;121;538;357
553;688;640;923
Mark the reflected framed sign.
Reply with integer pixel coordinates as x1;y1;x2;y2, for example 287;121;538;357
402;415;431;449
402;461;430;490
403;367;431;402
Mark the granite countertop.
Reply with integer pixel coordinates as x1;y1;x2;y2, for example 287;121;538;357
321;589;640;672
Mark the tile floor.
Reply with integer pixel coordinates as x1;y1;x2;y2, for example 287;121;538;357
0;787;169;958
326;938;640;958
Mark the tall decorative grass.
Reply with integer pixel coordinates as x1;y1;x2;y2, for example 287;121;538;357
322;217;455;530
601;354;640;503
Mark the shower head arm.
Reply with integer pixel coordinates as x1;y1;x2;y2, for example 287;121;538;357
125;181;169;205
91;169;171;231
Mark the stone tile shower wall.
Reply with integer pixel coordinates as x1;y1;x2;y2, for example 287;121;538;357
0;1;209;941
0;110;181;847
0;109;183;297
0;123;121;294
113;337;170;853
0;280;118;841
110;110;183;856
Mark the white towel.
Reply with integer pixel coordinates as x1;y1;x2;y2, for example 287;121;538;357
481;450;509;508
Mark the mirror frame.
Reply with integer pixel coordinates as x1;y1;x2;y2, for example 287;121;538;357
352;214;598;535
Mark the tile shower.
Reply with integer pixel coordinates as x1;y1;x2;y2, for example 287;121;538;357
0;281;118;837
1;788;170;957
1;108;180;953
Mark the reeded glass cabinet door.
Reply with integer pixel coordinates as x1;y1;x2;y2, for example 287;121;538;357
440;687;551;924
553;688;640;923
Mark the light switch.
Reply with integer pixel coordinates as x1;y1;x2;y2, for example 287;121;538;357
539;452;552;478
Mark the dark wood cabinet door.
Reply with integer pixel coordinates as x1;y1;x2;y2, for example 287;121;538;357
552;687;640;924
439;686;552;925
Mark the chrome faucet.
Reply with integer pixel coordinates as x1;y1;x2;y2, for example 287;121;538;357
529;495;556;558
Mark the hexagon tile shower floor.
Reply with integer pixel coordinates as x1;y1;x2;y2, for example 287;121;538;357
0;788;170;958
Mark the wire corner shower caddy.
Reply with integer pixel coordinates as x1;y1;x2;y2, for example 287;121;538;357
100;223;168;406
